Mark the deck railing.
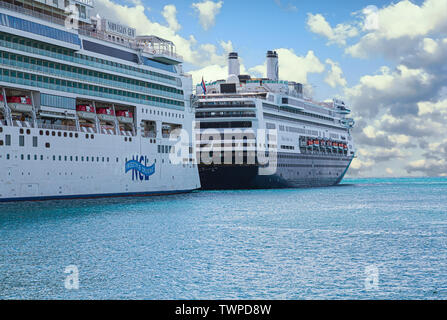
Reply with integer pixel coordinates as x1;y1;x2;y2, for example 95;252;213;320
0;1;66;26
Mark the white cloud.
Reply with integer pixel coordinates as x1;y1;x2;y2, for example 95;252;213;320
347;0;447;58
192;1;223;31
94;0;229;68
348;158;375;176
249;49;325;84
406;158;447;176
386;168;394;175
162;4;181;32
345;64;435;118
324;59;347;88
418;98;447;116
306;13;358;46
189;63;249;88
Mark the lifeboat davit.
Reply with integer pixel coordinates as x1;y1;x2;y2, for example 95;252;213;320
7;96;33;113
96;107;116;122
116;110;134;124
76;105;96;120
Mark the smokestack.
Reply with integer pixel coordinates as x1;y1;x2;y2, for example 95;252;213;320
266;50;278;81
228;52;240;76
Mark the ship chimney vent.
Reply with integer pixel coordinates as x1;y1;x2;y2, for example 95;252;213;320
266;50;279;81
228;52;240;76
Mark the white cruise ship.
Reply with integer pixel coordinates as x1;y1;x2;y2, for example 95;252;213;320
195;51;356;189
0;0;200;201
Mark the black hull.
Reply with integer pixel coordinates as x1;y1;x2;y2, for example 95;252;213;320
199;154;354;190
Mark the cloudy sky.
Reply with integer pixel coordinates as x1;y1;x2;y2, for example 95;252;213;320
93;0;447;178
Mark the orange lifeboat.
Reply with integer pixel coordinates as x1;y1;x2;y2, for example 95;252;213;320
7;96;33;113
307;139;314;148
76;105;96;120
332;142;338;150
96;107;116;122
116;110;134;124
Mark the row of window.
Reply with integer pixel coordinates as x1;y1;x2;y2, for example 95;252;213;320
158;145;173;154
281;107;334;123
5;153;119;163
0;51;184;100
0;153;183;166
0;67;185;110
0;33;178;86
277;154;349;161
0;13;81;45
263;103;334;122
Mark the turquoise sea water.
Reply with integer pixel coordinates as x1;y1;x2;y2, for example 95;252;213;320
0;177;446;300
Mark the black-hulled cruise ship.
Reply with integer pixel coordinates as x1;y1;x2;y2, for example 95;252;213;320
195;51;355;189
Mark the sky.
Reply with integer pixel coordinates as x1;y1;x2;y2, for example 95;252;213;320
93;0;447;178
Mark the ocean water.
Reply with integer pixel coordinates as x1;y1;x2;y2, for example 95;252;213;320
0;177;446;300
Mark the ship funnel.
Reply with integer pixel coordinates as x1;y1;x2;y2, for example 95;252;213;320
228;52;240;76
266;50;279;81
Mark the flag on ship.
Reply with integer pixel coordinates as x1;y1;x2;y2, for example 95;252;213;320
201;77;207;95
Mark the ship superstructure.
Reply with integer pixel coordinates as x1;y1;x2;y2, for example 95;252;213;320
195;51;355;189
0;0;200;201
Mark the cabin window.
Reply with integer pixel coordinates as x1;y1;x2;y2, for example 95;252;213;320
33;137;38;147
19;136;25;147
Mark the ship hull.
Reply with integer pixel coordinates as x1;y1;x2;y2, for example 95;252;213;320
199;153;353;190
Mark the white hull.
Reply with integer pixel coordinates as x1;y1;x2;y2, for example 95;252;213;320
0;124;200;201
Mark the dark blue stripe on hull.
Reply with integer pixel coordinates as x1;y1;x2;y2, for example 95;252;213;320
0;189;196;203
